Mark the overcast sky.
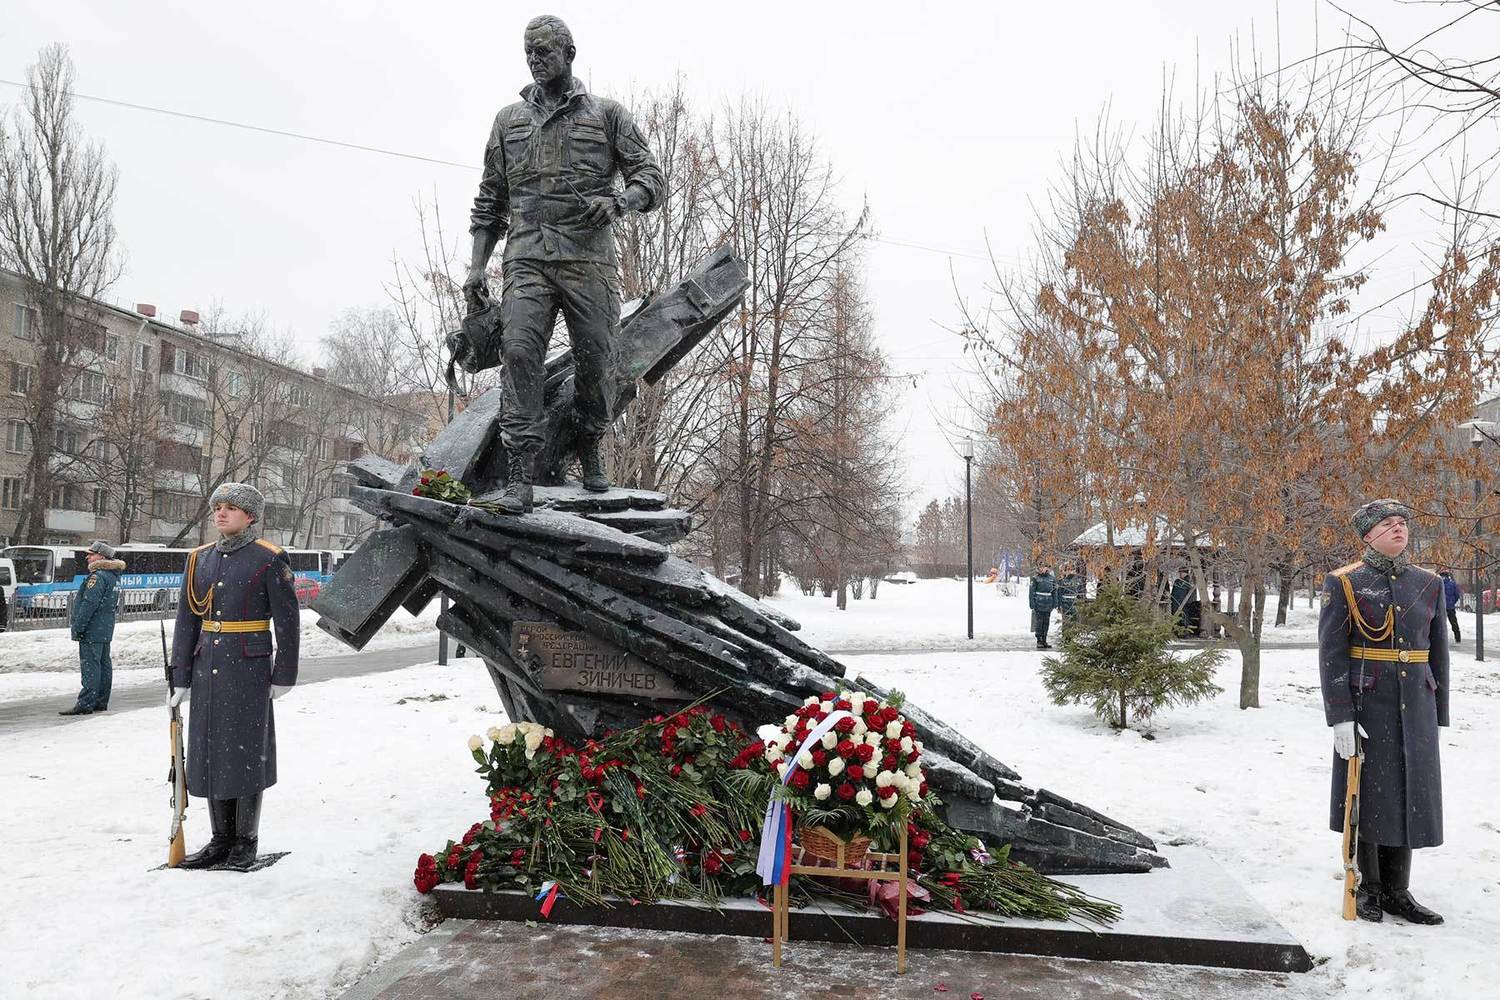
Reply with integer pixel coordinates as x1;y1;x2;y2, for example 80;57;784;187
0;1;1462;515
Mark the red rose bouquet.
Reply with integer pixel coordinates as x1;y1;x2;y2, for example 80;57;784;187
752;689;928;842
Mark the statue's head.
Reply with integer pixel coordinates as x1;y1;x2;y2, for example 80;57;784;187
524;15;575;87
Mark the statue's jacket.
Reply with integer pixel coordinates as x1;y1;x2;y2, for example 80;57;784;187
470;75;665;265
171;538;300;799
1318;558;1448;847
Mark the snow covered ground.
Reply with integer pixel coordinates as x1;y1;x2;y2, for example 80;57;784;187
1;579;1496;999
767;575;1325;649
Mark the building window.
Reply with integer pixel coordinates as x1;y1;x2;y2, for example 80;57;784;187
6;419;30;453
50;483;86;511
103;383;117;406
152;490;194;522
65;315;106;354
312;516;326;538
175;348;208;381
136;342;152;372
269;422;304;450
92;488;109;516
264;503;296;531
13;303;38;340
226;370;244;398
161;390;206;428
156;439;202;473
105;334;120;363
54;424;83;455
286;384;309;407
332;474;354;499
71;370;106;404
91;439;108;462
9;362;32;395
0;477;24;510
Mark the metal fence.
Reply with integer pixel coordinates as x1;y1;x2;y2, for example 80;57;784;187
4;588;182;632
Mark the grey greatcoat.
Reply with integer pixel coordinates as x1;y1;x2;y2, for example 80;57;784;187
1319;559;1449;847
171;538;300;799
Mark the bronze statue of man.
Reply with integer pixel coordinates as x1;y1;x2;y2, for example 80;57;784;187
463;14;664;513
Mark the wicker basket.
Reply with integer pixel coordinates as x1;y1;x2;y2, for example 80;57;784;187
798;825;872;870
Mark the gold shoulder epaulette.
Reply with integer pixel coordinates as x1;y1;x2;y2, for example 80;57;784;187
1331;561;1362;577
254;538;284;554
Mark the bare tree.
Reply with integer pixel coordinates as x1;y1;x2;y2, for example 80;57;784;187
0;44;121;543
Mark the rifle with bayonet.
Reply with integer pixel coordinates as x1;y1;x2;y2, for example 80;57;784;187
1340;725;1364;920
162;617;187;867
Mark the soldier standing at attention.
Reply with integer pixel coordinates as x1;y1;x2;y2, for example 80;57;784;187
59;541;125;716
1319;499;1448;923
170;483;300;871
1029;564;1058;649
462;14;664;514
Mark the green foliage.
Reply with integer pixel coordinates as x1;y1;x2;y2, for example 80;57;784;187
1041;582;1224;729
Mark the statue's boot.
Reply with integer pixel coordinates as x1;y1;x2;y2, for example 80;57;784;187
178;798;237;869
1355;839;1384;921
578;435;610;493
496;449;535;515
221;792;263;871
1379;846;1444;924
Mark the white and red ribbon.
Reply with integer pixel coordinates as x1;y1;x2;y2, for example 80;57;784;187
756;709;853;887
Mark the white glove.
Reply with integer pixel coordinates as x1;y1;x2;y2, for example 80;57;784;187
1332;721;1356;759
271;685;291;701
169;689;187;708
1332;721;1369;760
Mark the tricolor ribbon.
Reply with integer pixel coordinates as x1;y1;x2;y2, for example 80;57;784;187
755;708;853;887
535;880;563;918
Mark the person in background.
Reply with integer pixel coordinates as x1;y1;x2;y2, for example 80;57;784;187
1029;564;1058;649
1056;562;1084;626
1438;568;1462;643
59;541;124;716
1169;568;1195;637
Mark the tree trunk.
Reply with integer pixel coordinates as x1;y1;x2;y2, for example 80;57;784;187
1238;635;1262;709
1274;567;1291;626
1118;686;1128;729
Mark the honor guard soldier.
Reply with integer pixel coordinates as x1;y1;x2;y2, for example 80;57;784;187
170;483;300;871
1319;498;1448;923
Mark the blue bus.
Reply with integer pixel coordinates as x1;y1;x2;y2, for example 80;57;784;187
1;544;349;621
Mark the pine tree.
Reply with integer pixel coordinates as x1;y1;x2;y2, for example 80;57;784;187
1041;583;1224;730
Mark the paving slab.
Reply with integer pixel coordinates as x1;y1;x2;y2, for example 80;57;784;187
340;919;1316;1000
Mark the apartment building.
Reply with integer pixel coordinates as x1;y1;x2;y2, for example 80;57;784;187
2;269;430;550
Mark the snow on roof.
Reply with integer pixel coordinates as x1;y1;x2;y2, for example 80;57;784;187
1070;518;1216;549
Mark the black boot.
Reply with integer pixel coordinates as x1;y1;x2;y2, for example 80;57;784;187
1354;839;1384;921
57;705;93;716
577;435;610;493
496;449;534;515
178;798;237;869
220;792;263;871
1379;846;1444;924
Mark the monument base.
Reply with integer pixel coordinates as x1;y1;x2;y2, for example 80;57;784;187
429;848;1312;974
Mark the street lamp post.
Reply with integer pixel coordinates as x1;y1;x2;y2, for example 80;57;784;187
961;438;975;640
1473;426;1487;662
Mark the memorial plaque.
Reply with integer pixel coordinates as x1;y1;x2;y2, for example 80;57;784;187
512;621;686;699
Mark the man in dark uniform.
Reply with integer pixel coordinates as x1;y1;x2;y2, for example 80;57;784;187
60;541;125;716
1319;498;1448;924
1056;561;1084;626
463;14;664;514
1438;568;1462;643
1029;564;1058;649
170;483;300;871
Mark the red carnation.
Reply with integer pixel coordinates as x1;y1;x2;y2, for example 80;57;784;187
711;715;726;733
836;782;857;801
510;848;526;864
913;831;931;850
690;802;709;818
738;829;753;843
704;852;724;875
